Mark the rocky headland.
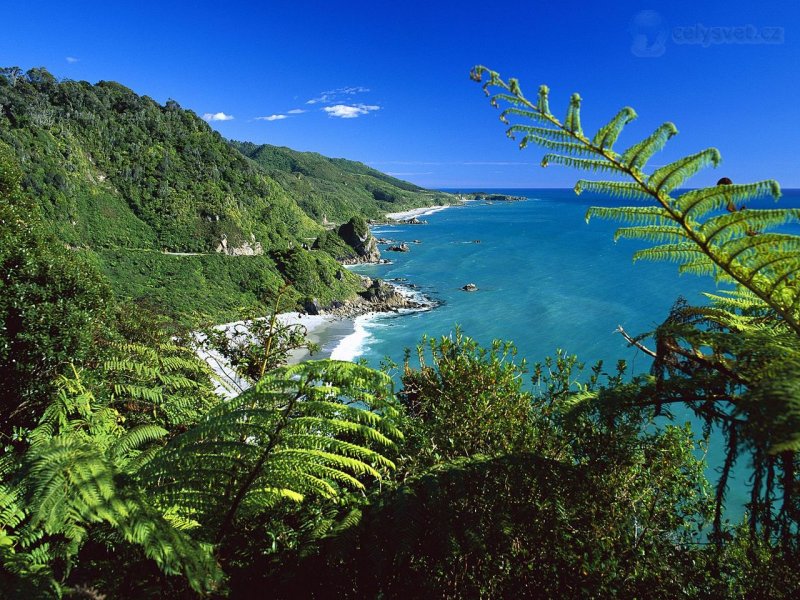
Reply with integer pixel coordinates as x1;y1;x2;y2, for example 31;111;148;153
302;276;431;319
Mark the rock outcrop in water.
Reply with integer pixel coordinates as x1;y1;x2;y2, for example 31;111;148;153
303;277;430;318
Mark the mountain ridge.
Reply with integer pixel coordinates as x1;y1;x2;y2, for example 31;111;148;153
0;66;448;323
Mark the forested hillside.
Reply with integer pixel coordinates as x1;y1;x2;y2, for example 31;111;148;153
232;141;454;222
0;67;447;323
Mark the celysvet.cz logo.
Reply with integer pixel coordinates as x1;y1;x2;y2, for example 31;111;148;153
673;23;784;46
631;10;785;57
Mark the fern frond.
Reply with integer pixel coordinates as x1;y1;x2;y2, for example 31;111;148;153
700;209;800;244
564;93;583;135
109;425;168;462
541;154;622;174
500;106;552;126
676;180;781;217
614;225;690;244
506;124;575;143
720;234;800;266
632;243;705;264
648;148;721;193
575;180;651;201
246;487;305;507
532;84;550;116
519;134;594;156
679;258;718;277
591;106;637;150
620;122;678;170
585;206;673;226
137;360;400;543
703;288;766;312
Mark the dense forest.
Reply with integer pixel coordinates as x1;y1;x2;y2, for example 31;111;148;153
1;64;799;598
0;67;452;324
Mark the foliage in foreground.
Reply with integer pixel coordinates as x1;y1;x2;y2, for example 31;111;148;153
399;329;534;469
472;65;800;549
239;335;712;599
0;360;400;597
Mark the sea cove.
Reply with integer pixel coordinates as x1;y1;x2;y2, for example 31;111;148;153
328;188;800;519
343;190;709;370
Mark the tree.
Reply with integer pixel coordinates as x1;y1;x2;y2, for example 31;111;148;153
399;329;533;469
471;65;800;547
0;141;111;437
259;349;710;599
1;360;403;597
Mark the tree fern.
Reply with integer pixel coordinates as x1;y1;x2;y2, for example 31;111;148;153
1;369;223;595
138;360;402;546
472;66;800;545
102;341;218;428
470;65;800;335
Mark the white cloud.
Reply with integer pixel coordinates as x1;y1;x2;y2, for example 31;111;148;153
65;56;79;64
287;108;306;114
323;104;380;119
202;112;234;122
255;114;288;121
307;86;370;105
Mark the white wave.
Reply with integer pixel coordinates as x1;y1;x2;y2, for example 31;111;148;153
385;204;452;221
330;314;374;361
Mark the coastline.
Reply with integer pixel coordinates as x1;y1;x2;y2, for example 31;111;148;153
199;280;435;397
385;205;452;221
199;201;453;390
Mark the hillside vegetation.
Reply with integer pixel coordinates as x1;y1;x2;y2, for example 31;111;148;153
232;141;455;222
0;68;448;323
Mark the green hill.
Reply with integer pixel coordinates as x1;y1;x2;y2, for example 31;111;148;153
0;67;446;323
232;141;454;223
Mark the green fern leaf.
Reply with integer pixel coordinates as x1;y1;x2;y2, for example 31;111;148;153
614;225;689;244
541;154;622;174
585;206;673;226
591;106;637;150
677;180;781;218
648;148;721;193
564;93;583;135
575;180;650;201
701;209;800;244
620;122;678;170
632;243;705;264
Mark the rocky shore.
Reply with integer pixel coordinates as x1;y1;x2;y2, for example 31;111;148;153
303;277;432;319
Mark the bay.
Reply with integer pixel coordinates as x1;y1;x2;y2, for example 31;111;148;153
344;188;800;521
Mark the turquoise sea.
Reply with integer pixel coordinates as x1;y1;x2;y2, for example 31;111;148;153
338;187;800;521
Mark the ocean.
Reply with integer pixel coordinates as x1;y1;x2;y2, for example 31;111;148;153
326;187;800;522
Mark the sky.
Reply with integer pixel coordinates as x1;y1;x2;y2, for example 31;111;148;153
2;1;798;188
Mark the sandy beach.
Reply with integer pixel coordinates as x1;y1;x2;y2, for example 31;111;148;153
385;205;452;221
280;312;359;363
196;312;349;397
197;204;451;396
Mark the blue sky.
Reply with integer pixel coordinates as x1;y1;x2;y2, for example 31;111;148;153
2;1;797;188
